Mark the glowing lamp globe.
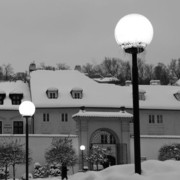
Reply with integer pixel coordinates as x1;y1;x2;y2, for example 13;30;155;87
19;101;35;117
80;145;85;151
115;14;153;53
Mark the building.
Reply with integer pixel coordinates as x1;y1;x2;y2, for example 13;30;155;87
1;68;180;175
0;80;31;134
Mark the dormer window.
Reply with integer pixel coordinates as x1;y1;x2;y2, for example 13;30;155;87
139;89;146;101
71;87;83;99
0;91;6;105
174;90;180;101
46;88;58;99
9;93;23;105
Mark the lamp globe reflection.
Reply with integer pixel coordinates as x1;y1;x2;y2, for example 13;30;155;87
19;101;35;117
114;13;153;53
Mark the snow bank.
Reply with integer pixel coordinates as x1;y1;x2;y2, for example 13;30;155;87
9;160;180;180
70;160;180;180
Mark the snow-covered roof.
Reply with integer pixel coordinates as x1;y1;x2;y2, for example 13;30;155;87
0;81;31;110
71;87;83;91
30;70;180;110
72;110;133;118
94;76;119;83
46;87;58;91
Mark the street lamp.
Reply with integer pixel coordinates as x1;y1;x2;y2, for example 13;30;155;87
80;145;85;170
19;101;36;180
115;14;153;174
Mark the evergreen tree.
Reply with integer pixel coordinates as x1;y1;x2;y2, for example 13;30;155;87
45;137;77;175
86;145;108;171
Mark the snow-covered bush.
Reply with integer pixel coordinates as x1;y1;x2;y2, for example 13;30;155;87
0;167;9;179
158;143;180;161
48;164;61;177
21;173;33;180
33;162;49;178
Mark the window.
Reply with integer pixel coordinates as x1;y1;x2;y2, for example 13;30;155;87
101;134;108;144
62;113;68;122
157;115;163;123
43;113;49;122
74;93;81;99
0;92;6;105
13;121;23;134
9;93;23;105
0;121;2;134
110;134;116;144
12;96;21;105
139;89;146;101
46;88;58;99
149;115;155;123
70;88;83;99
149;114;163;124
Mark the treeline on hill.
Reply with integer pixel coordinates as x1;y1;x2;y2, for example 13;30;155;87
82;57;180;85
1;58;180;85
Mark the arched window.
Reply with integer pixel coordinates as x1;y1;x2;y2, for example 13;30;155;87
90;129;116;145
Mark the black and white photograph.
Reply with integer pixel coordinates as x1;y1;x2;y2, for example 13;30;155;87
0;0;180;180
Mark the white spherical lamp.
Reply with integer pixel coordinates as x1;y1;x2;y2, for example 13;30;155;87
19;101;36;117
80;145;85;151
114;14;153;53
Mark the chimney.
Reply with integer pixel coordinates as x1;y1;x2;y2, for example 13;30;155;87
120;106;125;113
29;62;36;73
80;106;85;112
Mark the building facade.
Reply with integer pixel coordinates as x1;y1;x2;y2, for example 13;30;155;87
0;68;180;171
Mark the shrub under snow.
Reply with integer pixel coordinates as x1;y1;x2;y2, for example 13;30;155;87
158;143;180;161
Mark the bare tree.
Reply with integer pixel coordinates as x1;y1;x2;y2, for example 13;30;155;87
2;64;14;80
56;63;70;70
82;63;96;77
0;138;30;180
101;57;121;77
153;63;169;85
40;63;55;70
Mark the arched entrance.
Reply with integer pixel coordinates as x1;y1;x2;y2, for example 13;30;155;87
89;128;119;168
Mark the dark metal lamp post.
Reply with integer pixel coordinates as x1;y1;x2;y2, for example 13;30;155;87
114;14;153;174
19;101;36;180
80;145;85;170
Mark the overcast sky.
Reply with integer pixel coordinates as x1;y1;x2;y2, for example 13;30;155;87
0;0;179;72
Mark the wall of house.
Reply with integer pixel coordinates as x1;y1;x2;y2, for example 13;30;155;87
0;110;33;134
0;134;79;179
128;109;180;135
130;135;180;163
34;108;78;134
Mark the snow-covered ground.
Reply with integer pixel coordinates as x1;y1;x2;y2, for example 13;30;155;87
9;160;180;180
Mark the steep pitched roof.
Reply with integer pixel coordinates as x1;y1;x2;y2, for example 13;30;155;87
30;70;180;110
0;80;31;110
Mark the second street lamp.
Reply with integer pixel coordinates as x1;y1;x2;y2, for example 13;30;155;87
114;14;153;174
80;145;85;171
19;101;36;180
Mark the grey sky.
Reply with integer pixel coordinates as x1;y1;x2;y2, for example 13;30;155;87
0;0;179;72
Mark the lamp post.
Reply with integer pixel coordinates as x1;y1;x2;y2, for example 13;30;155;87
19;101;36;180
80;145;85;170
114;14;153;174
